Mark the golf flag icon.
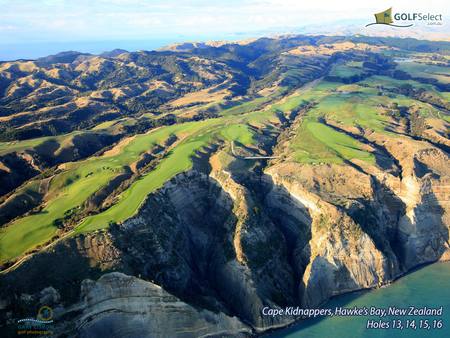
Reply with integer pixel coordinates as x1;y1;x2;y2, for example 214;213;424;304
366;7;412;27
374;8;393;24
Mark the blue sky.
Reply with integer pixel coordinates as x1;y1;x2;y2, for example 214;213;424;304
0;0;360;42
0;0;448;59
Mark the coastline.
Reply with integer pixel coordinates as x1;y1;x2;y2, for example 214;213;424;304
261;258;450;337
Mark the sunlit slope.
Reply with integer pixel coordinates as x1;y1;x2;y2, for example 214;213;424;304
1;45;449;268
0;100;289;262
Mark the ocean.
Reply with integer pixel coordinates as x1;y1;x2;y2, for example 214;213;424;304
267;262;450;337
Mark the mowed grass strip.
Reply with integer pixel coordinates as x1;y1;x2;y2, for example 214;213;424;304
361;75;450;105
0;131;82;156
285;74;444;165
0;164;116;262
77;120;258;233
0;121;218;263
289;77;441;135
6;73;433;261
329;61;364;78
0;113;262;262
396;61;450;84
77;123;221;232
3;53;448;264
291;120;375;164
221;124;255;145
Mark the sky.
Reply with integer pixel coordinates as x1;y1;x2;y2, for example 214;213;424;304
0;0;448;60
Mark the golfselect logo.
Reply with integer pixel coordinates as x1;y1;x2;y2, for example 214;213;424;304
366;7;443;28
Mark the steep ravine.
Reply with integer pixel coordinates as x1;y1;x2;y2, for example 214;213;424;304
0;139;449;337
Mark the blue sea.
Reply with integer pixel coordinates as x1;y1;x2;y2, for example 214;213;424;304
267;262;450;338
0;33;257;61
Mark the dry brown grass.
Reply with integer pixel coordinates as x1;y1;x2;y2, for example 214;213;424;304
286;42;391;56
168;84;229;107
102;135;136;157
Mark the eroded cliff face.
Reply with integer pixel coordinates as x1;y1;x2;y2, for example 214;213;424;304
109;169;299;331
62;272;251;338
264;171;390;308
1;36;450;338
264;129;449;308
0;135;448;337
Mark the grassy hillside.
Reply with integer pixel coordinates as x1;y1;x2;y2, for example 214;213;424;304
0;35;449;266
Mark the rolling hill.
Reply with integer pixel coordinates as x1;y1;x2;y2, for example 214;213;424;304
0;35;449;337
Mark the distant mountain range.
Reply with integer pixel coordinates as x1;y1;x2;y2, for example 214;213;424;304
0;34;449;338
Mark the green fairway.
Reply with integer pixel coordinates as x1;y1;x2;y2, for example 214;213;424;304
288;71;448;165
220;90;283;116
91;119;121;130
361;75;450;103
2;59;448;265
0;166;115;261
0;132;82;156
0;109;269;262
396;61;450;84
78;120;262;232
289;117;375;165
221;124;255;145
0;121;215;262
77;121;224;232
309;121;373;163
77;140;207;232
238;79;378;165
329;61;364;78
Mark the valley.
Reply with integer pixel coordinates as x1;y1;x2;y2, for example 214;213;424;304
0;35;449;337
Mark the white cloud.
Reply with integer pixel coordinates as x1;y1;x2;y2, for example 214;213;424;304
0;0;447;44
